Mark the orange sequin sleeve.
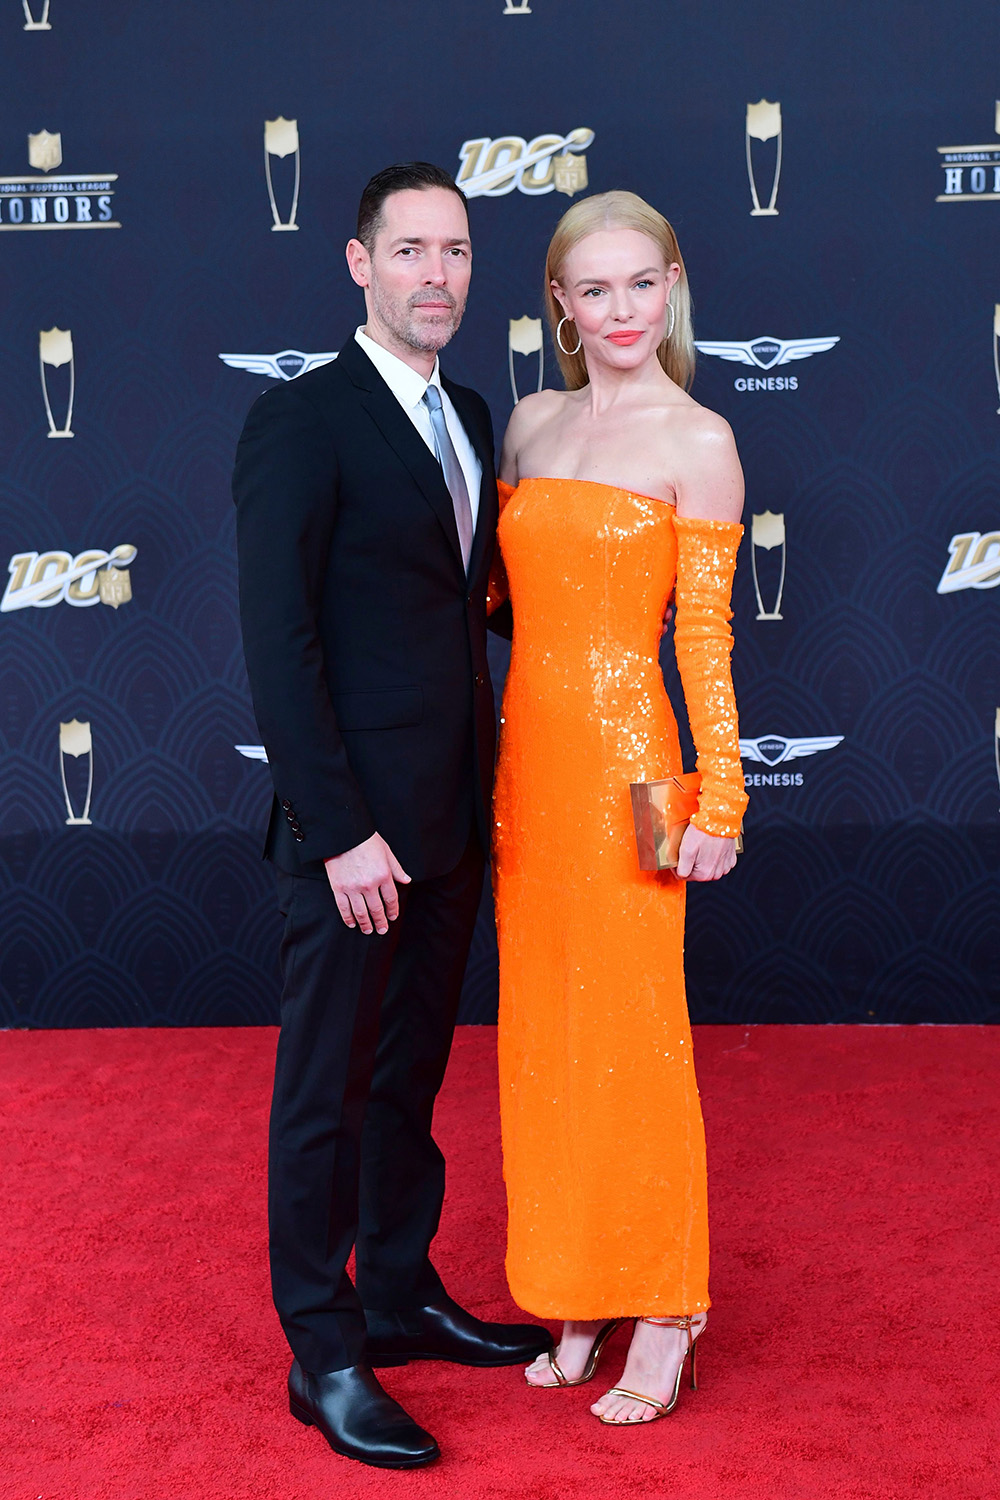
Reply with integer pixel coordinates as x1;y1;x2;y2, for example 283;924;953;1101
486;479;516;616
671;513;749;838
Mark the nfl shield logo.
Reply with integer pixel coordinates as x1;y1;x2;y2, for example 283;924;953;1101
98;567;132;609
553;152;588;197
28;130;62;172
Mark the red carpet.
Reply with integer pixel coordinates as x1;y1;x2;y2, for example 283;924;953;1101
2;1025;997;1500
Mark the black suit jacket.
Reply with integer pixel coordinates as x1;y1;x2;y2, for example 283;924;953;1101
233;335;498;880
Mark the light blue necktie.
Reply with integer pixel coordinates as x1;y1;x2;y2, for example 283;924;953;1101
423;384;473;572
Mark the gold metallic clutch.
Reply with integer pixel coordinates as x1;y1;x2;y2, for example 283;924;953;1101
629;773;744;871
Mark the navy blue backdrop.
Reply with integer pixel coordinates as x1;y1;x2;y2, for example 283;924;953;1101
2;0;998;1027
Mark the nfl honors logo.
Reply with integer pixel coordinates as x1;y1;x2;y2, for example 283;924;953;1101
0;131;119;229
936;102;1000;202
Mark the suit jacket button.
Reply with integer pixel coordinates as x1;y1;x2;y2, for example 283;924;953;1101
475;672;484;687
281;799;291;810
294;832;305;842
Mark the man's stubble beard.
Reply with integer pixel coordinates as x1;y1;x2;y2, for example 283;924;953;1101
369;270;466;355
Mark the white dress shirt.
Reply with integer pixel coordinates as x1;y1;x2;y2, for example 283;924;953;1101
354;327;482;529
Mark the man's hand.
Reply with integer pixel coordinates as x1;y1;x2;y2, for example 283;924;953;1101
324;833;411;935
675;825;737;882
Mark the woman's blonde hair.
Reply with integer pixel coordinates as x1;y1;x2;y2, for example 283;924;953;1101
543;190;695;392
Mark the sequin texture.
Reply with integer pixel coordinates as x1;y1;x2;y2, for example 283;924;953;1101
491;477;746;1319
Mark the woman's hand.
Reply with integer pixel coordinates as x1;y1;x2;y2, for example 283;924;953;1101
675;824;737;881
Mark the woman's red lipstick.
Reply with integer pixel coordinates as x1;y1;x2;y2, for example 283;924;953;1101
606;330;643;345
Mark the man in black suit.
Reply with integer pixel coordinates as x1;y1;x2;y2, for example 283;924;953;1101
233;163;547;1470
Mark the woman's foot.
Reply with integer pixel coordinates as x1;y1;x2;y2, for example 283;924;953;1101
591;1313;707;1423
525;1320;609;1386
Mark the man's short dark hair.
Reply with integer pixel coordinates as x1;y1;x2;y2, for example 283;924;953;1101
356;162;468;252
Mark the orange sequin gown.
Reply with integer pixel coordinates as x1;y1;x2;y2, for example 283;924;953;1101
491;477;747;1319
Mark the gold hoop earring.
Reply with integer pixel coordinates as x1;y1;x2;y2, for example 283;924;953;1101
664;302;676;340
556;316;582;357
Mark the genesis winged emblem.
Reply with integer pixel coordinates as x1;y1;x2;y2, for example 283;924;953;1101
739;735;844;767
218;350;338;381
694;336;840;370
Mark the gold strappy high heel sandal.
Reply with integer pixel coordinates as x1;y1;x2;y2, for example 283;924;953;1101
529;1318;625;1388
598;1313;705;1424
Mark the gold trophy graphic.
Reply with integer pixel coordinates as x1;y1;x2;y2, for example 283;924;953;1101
264;117;300;231
993;305;1000;414
746;100;782;216
39;327;74;437
59;719;93;826
22;0;51;28
750;510;786;619
508;316;543;404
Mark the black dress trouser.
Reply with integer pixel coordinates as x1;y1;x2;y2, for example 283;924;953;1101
268;834;484;1374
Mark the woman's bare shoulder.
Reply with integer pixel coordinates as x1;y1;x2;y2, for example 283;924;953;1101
508;387;572;437
670;398;736;448
669;401;744;522
500;389;573;482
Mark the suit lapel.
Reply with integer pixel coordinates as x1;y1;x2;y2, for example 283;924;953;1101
340;338;465;570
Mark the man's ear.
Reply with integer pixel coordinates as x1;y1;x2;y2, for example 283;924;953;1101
346;238;370;289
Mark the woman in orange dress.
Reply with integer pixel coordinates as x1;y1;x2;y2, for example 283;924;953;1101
491;192;748;1425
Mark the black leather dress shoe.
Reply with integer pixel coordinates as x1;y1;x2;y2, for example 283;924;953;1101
364;1293;552;1368
287;1359;439;1469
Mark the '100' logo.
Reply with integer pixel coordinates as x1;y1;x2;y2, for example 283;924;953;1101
936;531;1000;593
2;545;136;611
457;129;594;198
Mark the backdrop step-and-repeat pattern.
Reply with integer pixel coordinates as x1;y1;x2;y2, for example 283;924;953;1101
2;1;998;1027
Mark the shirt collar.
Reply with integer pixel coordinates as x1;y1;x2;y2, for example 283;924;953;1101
355;326;441;410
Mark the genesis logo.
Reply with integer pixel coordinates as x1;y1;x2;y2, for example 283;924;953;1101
739;734;843;787
695;335;839;392
219;350;338;381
